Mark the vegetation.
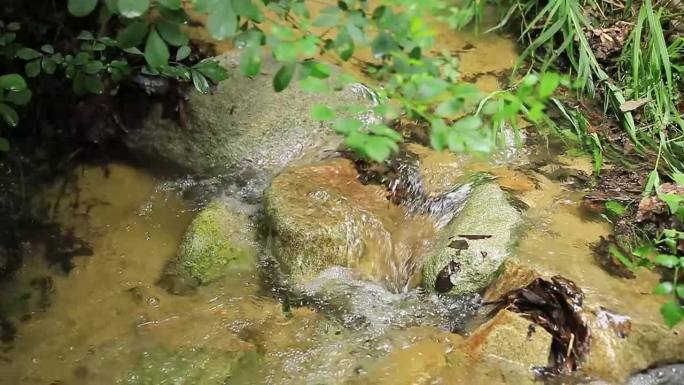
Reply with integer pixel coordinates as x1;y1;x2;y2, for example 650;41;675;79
2;0;683;327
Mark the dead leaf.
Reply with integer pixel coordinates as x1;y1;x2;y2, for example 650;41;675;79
620;98;651;112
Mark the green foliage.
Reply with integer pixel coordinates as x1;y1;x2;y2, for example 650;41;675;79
0;73;30;151
3;0;565;162
624;182;684;327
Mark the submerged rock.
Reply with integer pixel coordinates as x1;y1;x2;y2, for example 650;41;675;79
170;200;257;284
264;159;391;281
122;346;259;385
466;310;552;370
125;51;375;199
422;183;522;296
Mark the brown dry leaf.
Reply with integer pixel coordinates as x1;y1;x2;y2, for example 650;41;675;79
619;98;651;112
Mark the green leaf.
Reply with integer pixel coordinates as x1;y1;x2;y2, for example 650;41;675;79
538;72;560;98
605;200;627;216
676;284;684;300
299;77;330;93
156;20;189;46
77;30;95;40
311;105;334;121
334;118;362;134
232;0;263;22
191;69;210;93
68;0;98;17
370;124;402;141
25;60;41;78
302;61;331;79
207;1;237;39
85;75;104;94
644;170;661;196
654;254;679;268
660;193;684;215
653;281;673;295
609;243;634;270
0;74;27;92
5;89;32;106
661;300;684;327
158;0;182;10
42;58;57;75
313;13;341;28
16;48;42;60
239;47;262;76
144;27;170;69
117;0;150;18
453;116;482;131
0;137;9;152
176;45;191;61
193;60;229;83
672;172;684;187
336;32;354;61
371;32;398;56
273;63;296;92
365;136;397;162
117;21;149;48
85;60;104;74
0;103;19;127
40;44;55;54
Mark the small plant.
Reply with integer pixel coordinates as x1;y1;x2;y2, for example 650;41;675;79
0;74;31;152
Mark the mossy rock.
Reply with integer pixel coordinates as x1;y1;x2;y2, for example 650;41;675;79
175;201;257;284
122;347;260;385
125;51;375;199
422;183;522;296
263;159;392;282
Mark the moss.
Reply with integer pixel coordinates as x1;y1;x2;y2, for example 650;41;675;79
122;347;261;385
176;201;256;283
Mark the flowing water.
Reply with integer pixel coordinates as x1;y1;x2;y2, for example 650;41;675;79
0;11;676;385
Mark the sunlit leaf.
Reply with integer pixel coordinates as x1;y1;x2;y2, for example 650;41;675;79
661;300;684;327
311;105;334;121
654;254;679;268
156;21;189;47
68;0;98;17
653;281;673;295
117;0;150;18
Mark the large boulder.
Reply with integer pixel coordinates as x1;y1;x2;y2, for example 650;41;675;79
422;183;522;296
170;200;257;285
125;51;375;198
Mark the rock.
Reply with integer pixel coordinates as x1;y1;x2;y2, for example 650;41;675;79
627;364;684;385
263;158;394;281
583;311;684;384
481;258;684;383
125;51;375;199
121;346;259;385
172;200;257;284
422;183;522;296
300;267;480;334
466;310;552;369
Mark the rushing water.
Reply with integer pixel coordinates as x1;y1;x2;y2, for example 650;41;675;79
0;12;677;385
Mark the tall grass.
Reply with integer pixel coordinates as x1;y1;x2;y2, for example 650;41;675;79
465;0;684;174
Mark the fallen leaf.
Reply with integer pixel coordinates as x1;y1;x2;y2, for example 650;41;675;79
620;98;651;112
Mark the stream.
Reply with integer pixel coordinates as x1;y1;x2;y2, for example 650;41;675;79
1;12;682;385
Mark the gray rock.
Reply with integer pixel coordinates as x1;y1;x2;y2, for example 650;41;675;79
422;183;522;296
125;51;375;199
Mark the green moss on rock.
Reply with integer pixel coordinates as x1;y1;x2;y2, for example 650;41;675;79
176;201;256;283
422;183;522;296
123;347;260;385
